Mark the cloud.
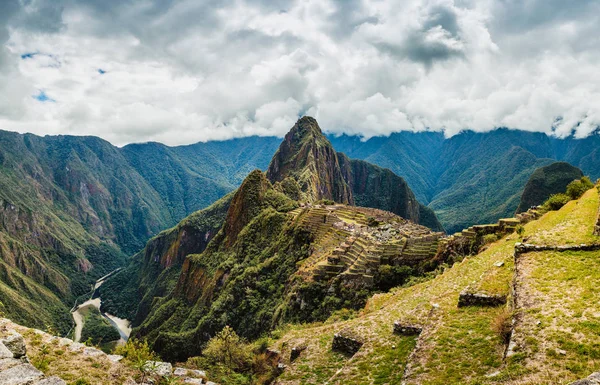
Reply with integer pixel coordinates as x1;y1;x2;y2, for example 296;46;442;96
0;0;598;145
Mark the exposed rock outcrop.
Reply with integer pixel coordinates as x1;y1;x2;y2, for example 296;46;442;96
332;329;364;356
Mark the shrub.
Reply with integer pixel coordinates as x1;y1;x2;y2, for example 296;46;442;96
515;225;525;237
542;193;571;211
491;308;513;345
203;326;251;371
482;234;500;244
566;178;593;200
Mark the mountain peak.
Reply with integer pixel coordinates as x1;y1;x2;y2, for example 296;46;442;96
266;117;353;204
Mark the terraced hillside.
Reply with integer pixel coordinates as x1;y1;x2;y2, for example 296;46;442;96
270;186;600;385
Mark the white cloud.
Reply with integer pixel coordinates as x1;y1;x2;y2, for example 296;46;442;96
0;0;598;145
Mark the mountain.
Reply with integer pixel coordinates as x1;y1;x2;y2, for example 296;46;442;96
270;182;600;385
516;161;584;213
101;117;444;360
0;130;279;332
329;129;600;232
267;117;442;231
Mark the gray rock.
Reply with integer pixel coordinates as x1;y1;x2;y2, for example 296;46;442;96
0;363;43;385
173;368;188;377
0;343;13;359
183;379;203;385
82;347;104;357
143;361;173;377
32;377;67;385
0;358;21;371
107;354;123;362
1;334;26;358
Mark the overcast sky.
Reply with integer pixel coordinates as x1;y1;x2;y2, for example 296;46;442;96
0;0;599;146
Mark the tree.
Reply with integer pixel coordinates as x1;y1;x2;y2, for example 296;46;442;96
203;326;250;370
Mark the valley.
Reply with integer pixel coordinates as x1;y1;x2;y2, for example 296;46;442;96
0;117;598;384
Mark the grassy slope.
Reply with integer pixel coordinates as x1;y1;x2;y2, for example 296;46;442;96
273;188;599;385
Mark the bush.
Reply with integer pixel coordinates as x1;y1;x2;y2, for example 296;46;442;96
515;225;525;237
542;193;571;211
482;234;500;244
203;326;251;371
491;309;513;345
566;177;593;200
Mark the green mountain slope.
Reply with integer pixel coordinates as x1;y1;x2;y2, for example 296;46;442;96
0;130;279;332
516;161;583;213
102;117;443;361
272;182;600;385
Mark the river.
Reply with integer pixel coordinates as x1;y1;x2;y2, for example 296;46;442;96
71;268;132;344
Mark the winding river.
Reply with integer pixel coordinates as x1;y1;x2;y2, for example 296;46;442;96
71;269;132;344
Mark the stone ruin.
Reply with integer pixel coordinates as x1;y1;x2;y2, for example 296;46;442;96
332;329;364;356
393;322;422;336
458;291;507;307
291;204;443;287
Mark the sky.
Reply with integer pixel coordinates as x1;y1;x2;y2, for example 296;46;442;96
0;0;599;146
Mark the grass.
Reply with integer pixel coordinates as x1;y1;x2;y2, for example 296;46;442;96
271;184;600;384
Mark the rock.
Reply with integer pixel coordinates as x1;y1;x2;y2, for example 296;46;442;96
67;342;84;352
290;345;307;362
458;292;507;307
143;361;173;377
83;347;104;357
0;334;26;359
183;379;203;384
558;349;567;355
393;322;422;336
0;363;43;385
173;368;206;379
276;363;287;373
0;343;12;359
494;261;505;267
570;372;600;384
0;358;21;371
332;329;364;356
205;382;218;385
107;354;123;363
32;377;67;385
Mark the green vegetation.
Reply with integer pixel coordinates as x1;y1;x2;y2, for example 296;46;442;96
566;176;594;199
271;181;600;384
516;161;584;213
80;307;121;345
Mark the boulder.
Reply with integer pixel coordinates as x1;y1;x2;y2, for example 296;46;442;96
0;343;12;359
290;345;307;362
173;368;206;379
570;372;600;385
458;292;507;307
0;363;43;385
332;329;364;356
32;377;67;385
143;361;173;377
393;322;422;336
1;334;26;358
107;354;123;363
183;379;203;384
82;347;104;357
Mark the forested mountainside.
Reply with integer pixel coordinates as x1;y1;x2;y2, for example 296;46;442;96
0;129;279;332
101;117;442;360
329;129;600;233
516;162;583;213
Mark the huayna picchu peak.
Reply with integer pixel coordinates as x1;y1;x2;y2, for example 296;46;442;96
267;117;442;231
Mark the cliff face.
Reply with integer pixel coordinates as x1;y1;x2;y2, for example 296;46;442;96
267;117;441;230
338;153;443;232
267;117;353;204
